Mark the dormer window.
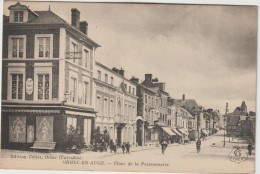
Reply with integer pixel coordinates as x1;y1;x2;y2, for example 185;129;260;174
14;11;24;22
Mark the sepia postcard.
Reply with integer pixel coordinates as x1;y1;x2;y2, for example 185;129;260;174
0;0;258;173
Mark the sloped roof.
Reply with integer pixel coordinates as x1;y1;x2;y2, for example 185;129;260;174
174;99;200;112
29;11;68;24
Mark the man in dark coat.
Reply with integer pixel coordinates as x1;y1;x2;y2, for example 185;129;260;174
125;142;130;154
248;143;253;156
109;139;114;153
196;138;201;153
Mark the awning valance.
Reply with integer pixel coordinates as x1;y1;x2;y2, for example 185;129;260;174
202;129;209;135
65;110;95;117
172;128;182;136
162;127;176;136
2;109;60;114
177;129;189;135
148;126;155;129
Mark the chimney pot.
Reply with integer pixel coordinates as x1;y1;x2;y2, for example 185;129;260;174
80;21;88;35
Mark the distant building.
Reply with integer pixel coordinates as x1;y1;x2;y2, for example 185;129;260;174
95;62;138;146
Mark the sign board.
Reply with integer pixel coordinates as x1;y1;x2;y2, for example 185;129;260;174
26;78;33;95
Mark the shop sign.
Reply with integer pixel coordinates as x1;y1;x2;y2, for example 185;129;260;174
26;78;33;95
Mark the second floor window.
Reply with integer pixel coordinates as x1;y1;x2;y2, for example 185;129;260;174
84;50;89;68
105;74;108;83
14;11;23;22
111;77;114;85
71;42;78;63
12;74;23;99
83;82;88;104
110;100;114;117
97;70;101;80
12;38;24;58
38;37;50;58
70;77;77;102
38;74;50;100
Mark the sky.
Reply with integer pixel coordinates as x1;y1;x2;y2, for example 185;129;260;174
3;1;258;114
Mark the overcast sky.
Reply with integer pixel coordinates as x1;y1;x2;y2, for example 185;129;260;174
3;1;258;114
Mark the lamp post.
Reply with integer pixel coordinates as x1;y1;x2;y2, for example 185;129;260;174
224;103;228;147
64;91;70;103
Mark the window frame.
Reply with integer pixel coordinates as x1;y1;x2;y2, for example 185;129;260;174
7;63;26;100
34;34;53;59
8;35;26;59
14;11;24;23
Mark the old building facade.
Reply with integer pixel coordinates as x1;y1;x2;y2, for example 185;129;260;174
1;2;99;150
94;63;138;145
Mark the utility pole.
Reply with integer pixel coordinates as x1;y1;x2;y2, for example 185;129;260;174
224;103;229;147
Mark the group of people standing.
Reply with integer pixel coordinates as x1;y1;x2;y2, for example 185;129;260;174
109;140;131;154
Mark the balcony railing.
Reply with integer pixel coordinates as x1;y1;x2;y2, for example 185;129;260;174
65;52;82;60
114;115;129;124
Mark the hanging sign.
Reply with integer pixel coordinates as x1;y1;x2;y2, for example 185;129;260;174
26;78;33;95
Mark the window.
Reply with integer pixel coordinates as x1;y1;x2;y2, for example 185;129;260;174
97;70;101;80
117;100;121;115
104;98;108;116
124;104;127;116
129;86;131;93
67;117;77;131
97;96;102;115
129;105;131;117
145;95;147;103
132;106;135;118
111;77;114;85
132;88;135;95
37;74;50;100
14;11;23;22
84;50;89;68
38;37;50;58
124;84;127;91
11;38;24;58
71;42;78;63
11;74;23;99
105;74;108;83
70;77;77;102
83;82;88;104
110;100;114;117
149;96;151;105
35;34;53;58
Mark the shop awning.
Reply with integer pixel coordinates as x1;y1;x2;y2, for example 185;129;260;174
177;129;189;135
162;127;176;136
202;129;209;135
148;126;155;129
172;128;182;136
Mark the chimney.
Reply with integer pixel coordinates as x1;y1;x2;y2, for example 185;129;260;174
145;74;152;82
119;68;124;77
112;67;119;73
182;94;185;101
71;8;80;29
152;78;158;82
80;21;88;35
130;76;139;83
155;82;165;91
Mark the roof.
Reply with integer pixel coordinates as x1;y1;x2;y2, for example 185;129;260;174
95;61;137;86
30;11;68;24
174;99;200;112
4;4;100;47
227;116;240;126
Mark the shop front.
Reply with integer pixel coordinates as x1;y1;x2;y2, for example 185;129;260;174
1;102;95;151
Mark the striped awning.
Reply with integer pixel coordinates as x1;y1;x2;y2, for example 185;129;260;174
162;127;176;136
172;128;182;136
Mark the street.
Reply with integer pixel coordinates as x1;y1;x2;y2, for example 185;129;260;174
1;130;255;173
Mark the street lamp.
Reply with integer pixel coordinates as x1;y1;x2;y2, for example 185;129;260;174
64;91;70;103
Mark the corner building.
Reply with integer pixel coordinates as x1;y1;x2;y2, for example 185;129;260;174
1;2;100;150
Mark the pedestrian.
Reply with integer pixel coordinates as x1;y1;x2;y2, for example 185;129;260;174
196;138;201;153
109;139;114;153
161;140;168;155
125;142;130;154
248;143;253;156
122;142;126;154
